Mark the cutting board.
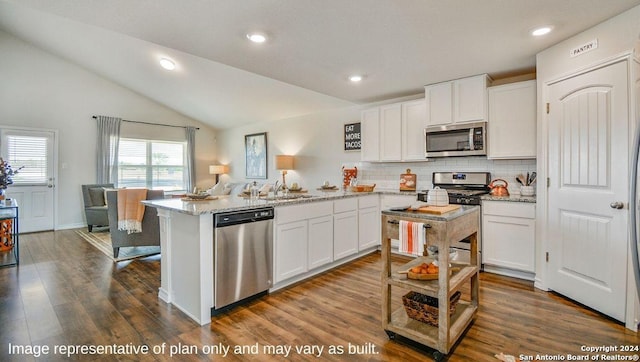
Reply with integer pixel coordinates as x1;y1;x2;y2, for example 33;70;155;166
414;204;461;214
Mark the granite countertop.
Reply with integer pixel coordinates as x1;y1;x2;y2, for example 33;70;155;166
143;190;382;215
381;205;479;222
480;194;536;203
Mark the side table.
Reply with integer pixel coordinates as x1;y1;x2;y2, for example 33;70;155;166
0;199;19;267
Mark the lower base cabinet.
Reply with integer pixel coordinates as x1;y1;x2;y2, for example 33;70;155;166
482;201;535;275
274;195;380;287
308;215;333;269
334;210;358;260
275;220;308;283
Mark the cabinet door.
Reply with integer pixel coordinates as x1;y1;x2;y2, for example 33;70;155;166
487;80;536;159
425;82;453;126
358;206;379;250
401;98;427;161
361;108;380;161
308;215;333;270
333;211;358;260
379;103;402;161
482;215;535;272
454;74;488;123
275;220;308;283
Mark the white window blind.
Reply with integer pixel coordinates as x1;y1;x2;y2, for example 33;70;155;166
6;135;48;184
118;138;186;191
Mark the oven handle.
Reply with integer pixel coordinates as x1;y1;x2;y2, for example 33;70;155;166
469;128;475;151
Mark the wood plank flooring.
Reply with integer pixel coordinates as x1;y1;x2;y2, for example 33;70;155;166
0;229;638;361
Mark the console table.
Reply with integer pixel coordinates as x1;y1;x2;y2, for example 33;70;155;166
0;199;19;268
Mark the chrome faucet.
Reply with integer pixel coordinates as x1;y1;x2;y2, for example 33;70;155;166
273;180;280;196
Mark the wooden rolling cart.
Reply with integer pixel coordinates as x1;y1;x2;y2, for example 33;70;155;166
0;199;19;268
381;207;480;361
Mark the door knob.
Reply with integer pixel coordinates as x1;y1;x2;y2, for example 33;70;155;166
610;202;624;209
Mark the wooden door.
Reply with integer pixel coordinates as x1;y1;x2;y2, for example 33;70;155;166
547;60;629;321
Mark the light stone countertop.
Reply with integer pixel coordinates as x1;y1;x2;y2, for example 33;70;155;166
142;190;385;215
381;204;480;222
481;194;537;203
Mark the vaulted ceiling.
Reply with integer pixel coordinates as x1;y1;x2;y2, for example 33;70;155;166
1;0;639;130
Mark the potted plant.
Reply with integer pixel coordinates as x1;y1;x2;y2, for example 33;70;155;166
0;158;24;199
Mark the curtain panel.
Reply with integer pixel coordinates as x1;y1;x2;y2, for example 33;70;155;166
185;126;197;192
95;116;122;184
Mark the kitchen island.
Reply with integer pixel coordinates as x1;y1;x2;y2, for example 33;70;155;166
142;191;384;325
381;206;480;360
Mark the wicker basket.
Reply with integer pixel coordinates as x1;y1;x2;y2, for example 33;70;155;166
402;291;461;326
350;184;376;192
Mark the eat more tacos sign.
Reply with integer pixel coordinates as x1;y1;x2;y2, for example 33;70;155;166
344;122;361;151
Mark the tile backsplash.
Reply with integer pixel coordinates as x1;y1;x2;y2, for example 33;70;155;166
351;157;537;193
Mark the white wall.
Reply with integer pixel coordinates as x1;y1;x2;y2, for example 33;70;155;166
0;30;218;229
217;96;536;194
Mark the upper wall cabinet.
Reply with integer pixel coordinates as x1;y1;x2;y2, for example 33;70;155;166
361;108;381;161
361;98;427;162
425;74;490;127
487;80;537;159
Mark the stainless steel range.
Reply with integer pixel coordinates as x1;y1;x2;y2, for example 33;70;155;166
417;172;491;266
417;172;491;205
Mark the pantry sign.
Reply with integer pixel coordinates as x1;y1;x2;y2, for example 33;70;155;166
344;122;361;151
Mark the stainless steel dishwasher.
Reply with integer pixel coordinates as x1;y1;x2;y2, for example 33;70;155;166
213;207;274;313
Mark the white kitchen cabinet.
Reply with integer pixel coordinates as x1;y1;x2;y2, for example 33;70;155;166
425;74;489;127
361;108;380;161
275;201;333;283
487;80;537;159
482;201;536;279
358;195;380;250
275;220;308;283
308;215;333;270
333;198;359;260
361;98;427;162
379;103;402;161
401;98;427;161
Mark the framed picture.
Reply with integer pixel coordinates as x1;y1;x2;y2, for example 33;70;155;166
245;132;267;179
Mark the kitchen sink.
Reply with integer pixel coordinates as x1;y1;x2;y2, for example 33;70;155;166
262;194;315;201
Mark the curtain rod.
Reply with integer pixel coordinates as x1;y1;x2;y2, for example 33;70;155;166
92;116;199;130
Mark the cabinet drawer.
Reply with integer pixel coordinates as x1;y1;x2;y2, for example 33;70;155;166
358;195;379;209
334;198;358;213
482;201;535;219
276;201;333;224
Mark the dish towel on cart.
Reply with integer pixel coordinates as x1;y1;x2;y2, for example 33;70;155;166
117;189;147;234
399;220;425;256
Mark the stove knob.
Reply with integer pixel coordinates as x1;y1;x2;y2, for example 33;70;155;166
456;198;463;204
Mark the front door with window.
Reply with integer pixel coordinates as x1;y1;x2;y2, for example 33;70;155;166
1;129;56;233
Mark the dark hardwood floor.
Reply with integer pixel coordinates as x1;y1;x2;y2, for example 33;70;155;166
0;230;638;361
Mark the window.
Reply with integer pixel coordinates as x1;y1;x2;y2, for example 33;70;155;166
6;135;48;184
117;138;186;191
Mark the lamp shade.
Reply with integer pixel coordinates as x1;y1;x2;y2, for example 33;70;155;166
209;165;229;174
275;155;294;170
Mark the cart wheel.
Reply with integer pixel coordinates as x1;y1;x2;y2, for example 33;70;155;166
433;351;444;361
384;330;396;340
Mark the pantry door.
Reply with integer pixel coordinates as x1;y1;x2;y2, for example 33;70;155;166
1;128;57;233
546;60;629;321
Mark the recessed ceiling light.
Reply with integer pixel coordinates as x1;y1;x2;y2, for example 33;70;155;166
531;26;552;36
159;57;176;70
247;32;267;43
349;75;363;82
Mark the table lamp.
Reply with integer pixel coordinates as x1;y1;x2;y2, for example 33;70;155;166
209;164;229;184
275;155;294;189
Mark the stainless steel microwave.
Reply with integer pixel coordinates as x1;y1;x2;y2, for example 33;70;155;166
424;121;486;157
